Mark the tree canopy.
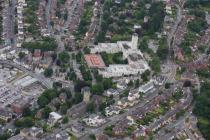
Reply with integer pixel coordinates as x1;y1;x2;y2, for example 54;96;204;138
193;82;210;139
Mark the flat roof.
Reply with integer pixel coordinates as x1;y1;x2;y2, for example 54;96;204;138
84;54;106;68
50;112;62;120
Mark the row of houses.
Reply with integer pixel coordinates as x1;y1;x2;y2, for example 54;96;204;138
16;0;27;47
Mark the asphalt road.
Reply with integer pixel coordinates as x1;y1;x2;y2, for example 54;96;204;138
2;0;16;46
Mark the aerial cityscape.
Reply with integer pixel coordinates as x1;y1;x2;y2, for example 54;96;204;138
0;0;210;140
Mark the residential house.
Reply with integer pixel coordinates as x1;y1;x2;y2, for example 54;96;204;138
128;89;140;102
11;98;30;114
70;123;85;137
83;115;106;127
105;89;119;97
138;80;155;93
0;109;12;122
105;106;120;117
47;112;62;126
20;127;43;138
42;130;71;140
95;134;109;140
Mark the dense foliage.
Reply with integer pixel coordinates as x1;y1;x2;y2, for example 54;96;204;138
185;0;210;8
193;82;210;139
22;37;57;52
100;52;128;66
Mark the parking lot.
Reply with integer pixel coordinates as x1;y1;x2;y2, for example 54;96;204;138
0;65;45;108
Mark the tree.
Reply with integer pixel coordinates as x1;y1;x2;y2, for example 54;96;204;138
18;52;26;59
91;84;104;95
37;96;49;108
53;82;62;89
104;125;114;136
188;18;207;33
138;37;148;52
74;80;90;92
84;47;90;54
64;89;72;99
51;53;57;62
23;117;34;127
43;106;52;119
0;133;10;140
149;57;161;73
22;107;32;117
148;2;165;34
176;109;185;119
141;70;150;82
172;89;183;102
58;51;70;64
62;116;69;124
128;80;134;87
73;93;83;104
76;51;83;63
165;82;171;89
79;65;92;81
99;102;107;113
37;89;58;108
43;89;58;100
60;104;68;114
135;79;140;88
67;71;77;81
44;68;53;77
15;117;34;128
183;80;191;87
89;134;96;140
157;38;168;60
193;82;210;139
87;101;95;113
22;37;57;52
102;78;113;90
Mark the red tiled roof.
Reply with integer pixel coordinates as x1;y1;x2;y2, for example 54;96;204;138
84;54;106;68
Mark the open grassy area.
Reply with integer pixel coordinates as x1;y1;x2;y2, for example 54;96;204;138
100;52;128;66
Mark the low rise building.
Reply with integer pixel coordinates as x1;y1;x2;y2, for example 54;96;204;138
105;106;120;117
104;89;119;97
70;123;85;137
11;98;30;114
116;81;127;90
139;80;155;93
112;119;129;136
128;89;140;102
0;109;12;122
95;134;109;140
116;98;129;109
42;130;71;140
132;126;147;138
47;112;62;126
84;54;106;68
20;127;43;138
91;35;150;78
7;135;26;140
83;115;106;127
